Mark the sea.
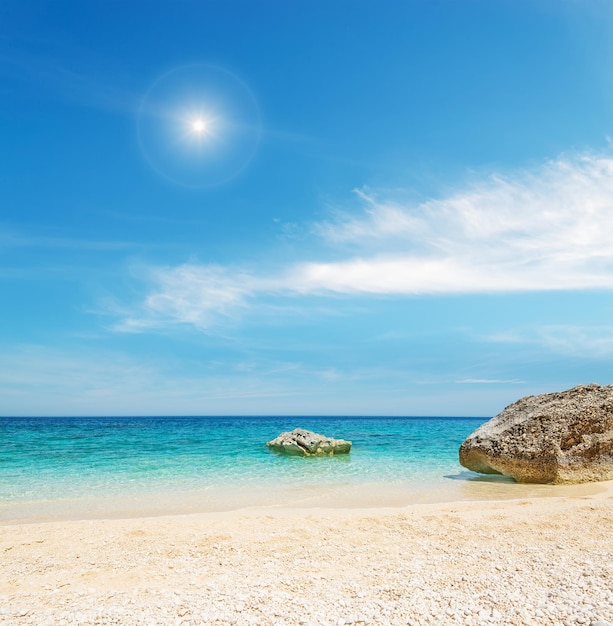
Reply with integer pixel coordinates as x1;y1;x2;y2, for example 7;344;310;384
1;415;591;522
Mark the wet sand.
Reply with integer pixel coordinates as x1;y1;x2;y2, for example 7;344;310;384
1;472;607;524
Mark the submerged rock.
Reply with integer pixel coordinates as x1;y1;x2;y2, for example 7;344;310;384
459;383;613;484
266;428;351;456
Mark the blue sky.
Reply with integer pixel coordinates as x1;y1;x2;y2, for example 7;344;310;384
2;0;613;416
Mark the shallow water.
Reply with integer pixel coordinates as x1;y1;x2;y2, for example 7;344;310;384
2;415;600;522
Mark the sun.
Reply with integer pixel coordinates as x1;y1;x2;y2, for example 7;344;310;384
138;64;261;186
191;118;207;134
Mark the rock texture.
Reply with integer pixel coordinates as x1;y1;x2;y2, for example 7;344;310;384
266;428;351;456
459;383;613;484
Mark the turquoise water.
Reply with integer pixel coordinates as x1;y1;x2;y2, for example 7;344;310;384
0;416;498;520
1;416;484;499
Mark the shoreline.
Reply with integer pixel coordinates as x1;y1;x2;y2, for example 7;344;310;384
1;474;608;525
2;481;613;625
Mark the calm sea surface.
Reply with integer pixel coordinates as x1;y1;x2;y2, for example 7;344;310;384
1;416;484;501
2;416;601;522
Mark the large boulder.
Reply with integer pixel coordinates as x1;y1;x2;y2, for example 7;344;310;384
459;383;613;484
267;428;351;456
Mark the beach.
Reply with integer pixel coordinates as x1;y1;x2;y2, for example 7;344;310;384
2;482;613;626
5;2;613;625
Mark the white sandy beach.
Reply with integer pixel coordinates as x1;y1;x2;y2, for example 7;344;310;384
1;482;613;626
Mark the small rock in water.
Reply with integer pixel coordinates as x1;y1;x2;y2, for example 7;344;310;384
266;428;351;456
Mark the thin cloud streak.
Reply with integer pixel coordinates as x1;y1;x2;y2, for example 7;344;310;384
121;151;613;330
485;324;613;359
0;47;140;114
455;378;526;385
0;226;138;251
0;345;306;416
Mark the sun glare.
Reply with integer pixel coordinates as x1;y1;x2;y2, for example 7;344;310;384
139;64;261;186
191;118;207;134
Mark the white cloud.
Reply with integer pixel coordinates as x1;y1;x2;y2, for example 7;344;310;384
122;151;613;330
129;265;258;330
306;153;613;293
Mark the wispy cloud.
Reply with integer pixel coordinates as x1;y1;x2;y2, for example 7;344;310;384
0;343;467;416
0;45;140;113
0;226;137;251
455;378;526;385
117;265;262;331
0;345;307;416
306;152;613;293
2;344;457;416
485;324;613;359
120;151;613;330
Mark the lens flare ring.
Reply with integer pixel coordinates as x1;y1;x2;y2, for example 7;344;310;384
137;64;261;188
